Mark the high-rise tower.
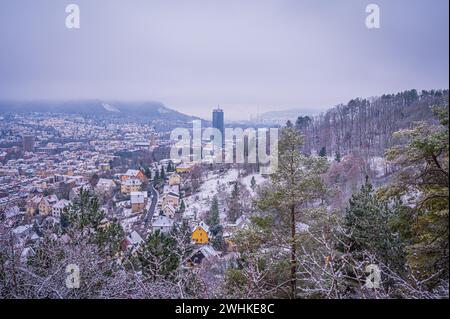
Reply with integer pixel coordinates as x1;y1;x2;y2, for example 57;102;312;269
23;135;34;152
212;107;224;148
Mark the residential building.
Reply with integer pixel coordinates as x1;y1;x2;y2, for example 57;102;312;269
121;178;142;195
38;195;58;216
52;199;71;219
192;221;210;244
152;215;174;234
130;191;148;213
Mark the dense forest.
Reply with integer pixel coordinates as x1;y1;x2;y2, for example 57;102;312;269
295;89;448;158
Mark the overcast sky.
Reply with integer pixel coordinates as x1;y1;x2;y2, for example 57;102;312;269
0;0;448;120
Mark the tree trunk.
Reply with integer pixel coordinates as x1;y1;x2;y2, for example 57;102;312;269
290;204;297;298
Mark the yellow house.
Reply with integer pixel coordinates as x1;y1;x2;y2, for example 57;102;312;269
175;163;192;173
26;195;42;217
98;163;111;171
38;195;58;216
192;222;209;244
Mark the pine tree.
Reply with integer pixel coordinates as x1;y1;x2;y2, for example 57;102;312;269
343;177;404;270
63;188;104;231
231;182;239;198
144;167;152;179
95;222;125;257
60;190;125;257
228;182;241;223
250;176;256;190
256;127;329;298
383;105;449;285
334;151;341;163
160;166;166;180
207;196;220;227
212;232;226;252
137;230;179;280
319;146;327;157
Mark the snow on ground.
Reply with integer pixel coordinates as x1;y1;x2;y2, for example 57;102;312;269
120;215;140;233
184;169;267;223
184;169;238;222
369;156;387;177
240;173;267;196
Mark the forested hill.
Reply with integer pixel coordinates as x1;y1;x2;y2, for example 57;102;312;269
294;89;449;157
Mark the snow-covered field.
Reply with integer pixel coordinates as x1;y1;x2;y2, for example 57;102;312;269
240;173;267;197
120;215;140;233
183;169;267;223
369;156;388;177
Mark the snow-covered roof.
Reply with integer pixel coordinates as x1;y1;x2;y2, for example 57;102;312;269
152;215;174;228
123;178;142;186
163;185;180;195
127;230;144;246
163;204;176;214
5;206;20;218
53;199;71;209
191;245;220;259
13;224;32;235
193;221;210;234
96;178;115;188
125;169;141;177
130;191;148;204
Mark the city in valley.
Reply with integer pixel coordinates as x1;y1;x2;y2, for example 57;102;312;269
0;0;448;301
0;90;448;299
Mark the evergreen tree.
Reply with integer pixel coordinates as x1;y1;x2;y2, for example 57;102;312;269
250;176;256;190
144;167;152;179
61;190;125;257
382;105;449;286
256;127;329;298
319;146;327;157
211;232;226;252
95;221;125;257
231;182;239;198
137;230;178;280
207;196;220;227
228;182;241;222
334;151;341;163
62;188;105;231
160;166;166;180
295;116;312;131
343;177;404;270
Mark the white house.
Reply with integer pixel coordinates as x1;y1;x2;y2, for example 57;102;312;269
96;178;116;194
125;230;144;253
152;215;174;234
52;199;71;218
